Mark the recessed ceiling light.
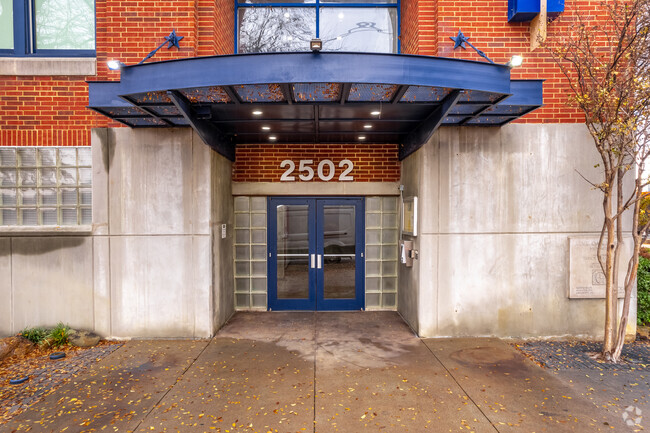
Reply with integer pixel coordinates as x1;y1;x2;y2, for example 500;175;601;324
370;111;380;116
284;12;290;18
262;126;271;130
364;124;372;129
358;135;366;140
269;136;277;141
338;12;345;19
252;110;263;115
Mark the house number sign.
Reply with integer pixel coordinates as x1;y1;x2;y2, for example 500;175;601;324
280;159;354;182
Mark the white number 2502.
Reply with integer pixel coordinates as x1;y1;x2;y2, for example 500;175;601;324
280;159;354;182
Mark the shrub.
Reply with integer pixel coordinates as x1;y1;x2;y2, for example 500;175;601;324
20;326;48;344
44;323;71;348
638;256;650;326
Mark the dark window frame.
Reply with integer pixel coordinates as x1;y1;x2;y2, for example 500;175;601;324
0;0;96;57
234;0;401;54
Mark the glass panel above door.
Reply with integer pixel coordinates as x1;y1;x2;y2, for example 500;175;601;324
320;8;397;53
238;8;316;53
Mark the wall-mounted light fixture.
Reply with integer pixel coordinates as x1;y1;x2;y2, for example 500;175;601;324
106;30;184;71
310;38;323;52
107;60;124;71
506;55;524;68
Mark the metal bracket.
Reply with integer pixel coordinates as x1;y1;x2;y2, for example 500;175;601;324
167;90;236;161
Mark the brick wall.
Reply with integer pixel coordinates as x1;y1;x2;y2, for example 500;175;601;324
0;0;234;148
0;0;613;149
233;143;400;182
431;0;607;123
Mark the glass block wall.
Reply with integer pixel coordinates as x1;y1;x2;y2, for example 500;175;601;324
0;147;92;226
234;196;268;309
365;196;399;309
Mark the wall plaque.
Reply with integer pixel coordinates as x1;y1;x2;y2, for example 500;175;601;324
569;236;627;299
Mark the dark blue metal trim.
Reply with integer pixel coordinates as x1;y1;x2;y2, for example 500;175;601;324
508;0;564;23
167;90;236;161
236;2;397;6
88;81;134;108
268;197;317;311
316;198;365;311
499;79;544;106
268;196;365;311
234;0;397;54
3;0;96;57
399;89;462;160
113;52;511;96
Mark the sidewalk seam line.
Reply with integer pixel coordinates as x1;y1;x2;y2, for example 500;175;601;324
131;339;212;432
421;340;501;433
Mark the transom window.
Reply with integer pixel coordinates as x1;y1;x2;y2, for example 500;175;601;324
236;0;399;54
0;0;95;56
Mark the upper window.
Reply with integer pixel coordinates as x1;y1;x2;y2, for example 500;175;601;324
236;0;398;54
0;0;95;56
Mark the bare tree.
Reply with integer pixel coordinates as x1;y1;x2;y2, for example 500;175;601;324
547;0;650;361
238;8;314;53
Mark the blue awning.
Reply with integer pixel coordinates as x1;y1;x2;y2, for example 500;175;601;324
88;52;543;160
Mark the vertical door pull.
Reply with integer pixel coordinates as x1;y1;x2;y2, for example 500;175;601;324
311;254;315;269
317;254;322;269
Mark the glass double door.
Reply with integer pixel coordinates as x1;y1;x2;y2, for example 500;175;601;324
268;197;364;311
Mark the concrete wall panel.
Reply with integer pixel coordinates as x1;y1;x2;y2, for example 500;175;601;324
12;237;94;332
0;239;11;336
438;124;604;234
109;235;211;338
210;143;235;331
93;236;111;336
431;233;604;337
192;136;212;235
92;128;110;236
404;124;628;338
397;140;423;334
108;128;198;235
193;235;213;338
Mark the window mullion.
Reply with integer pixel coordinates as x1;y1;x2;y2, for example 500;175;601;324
315;0;320;38
12;0;26;55
26;0;35;54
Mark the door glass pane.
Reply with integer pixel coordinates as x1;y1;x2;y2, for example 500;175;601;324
320;8;397;53
323;205;356;299
0;0;13;50
276;204;310;299
35;0;95;50
238;7;316;53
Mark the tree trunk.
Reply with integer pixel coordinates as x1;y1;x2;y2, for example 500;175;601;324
603;195;617;357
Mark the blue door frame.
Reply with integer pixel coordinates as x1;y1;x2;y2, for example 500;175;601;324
268;197;365;311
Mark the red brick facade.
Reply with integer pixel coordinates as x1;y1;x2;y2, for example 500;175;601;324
233;143;400;183
0;1;605;152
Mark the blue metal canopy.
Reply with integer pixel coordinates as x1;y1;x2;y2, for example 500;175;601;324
87;52;543;160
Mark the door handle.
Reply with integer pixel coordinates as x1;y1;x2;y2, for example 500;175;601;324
311;254;315;269
317;254;322;269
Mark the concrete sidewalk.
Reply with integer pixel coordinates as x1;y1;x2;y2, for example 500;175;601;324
3;312;636;432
